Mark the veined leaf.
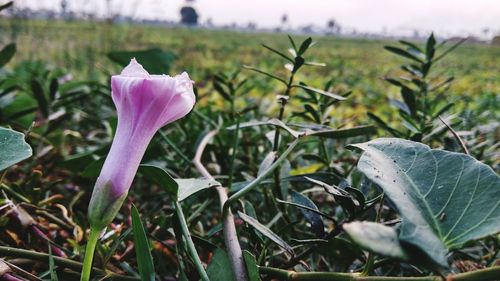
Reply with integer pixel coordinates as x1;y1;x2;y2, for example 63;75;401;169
349;138;500;267
0;127;32;171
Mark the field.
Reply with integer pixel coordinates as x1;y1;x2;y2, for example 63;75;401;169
2;19;500;122
0;17;499;281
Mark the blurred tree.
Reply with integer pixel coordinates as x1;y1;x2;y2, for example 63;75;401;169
492;35;500;45
281;14;288;25
326;19;341;34
180;5;198;25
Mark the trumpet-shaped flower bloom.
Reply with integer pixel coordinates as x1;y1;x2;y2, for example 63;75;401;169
88;59;195;230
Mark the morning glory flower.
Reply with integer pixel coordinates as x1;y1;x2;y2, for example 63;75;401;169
87;59;195;231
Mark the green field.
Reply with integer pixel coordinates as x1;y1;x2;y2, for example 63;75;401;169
2;19;499;123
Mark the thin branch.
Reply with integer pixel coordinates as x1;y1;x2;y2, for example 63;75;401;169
438;116;469;155
0;246;139;281
193;130;249;281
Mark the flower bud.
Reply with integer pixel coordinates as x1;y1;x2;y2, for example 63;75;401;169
88;59;195;230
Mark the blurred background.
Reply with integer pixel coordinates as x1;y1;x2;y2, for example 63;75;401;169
6;0;500;38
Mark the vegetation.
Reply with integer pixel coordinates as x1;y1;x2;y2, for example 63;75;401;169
0;10;499;281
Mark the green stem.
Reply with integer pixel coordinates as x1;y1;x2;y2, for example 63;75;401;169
158;130;192;164
80;227;101;281
362;193;385;275
224;139;299;214
175;201;210;281
0;246;138;280
272;73;295;200
259;266;500;281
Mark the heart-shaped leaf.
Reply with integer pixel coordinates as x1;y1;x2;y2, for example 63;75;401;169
350;138;500;267
0;127;32;171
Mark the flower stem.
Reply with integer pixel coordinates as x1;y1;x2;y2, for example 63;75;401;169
174;201;210;281
80;227;100;281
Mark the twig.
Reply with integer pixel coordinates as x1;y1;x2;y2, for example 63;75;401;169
438;116;469;155
0;246;139;280
193;130;248;281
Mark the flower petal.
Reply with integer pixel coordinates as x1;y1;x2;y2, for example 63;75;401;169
120;58;150;78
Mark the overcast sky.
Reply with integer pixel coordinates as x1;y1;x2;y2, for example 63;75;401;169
16;0;500;37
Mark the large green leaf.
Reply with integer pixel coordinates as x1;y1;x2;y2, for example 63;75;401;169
108;48;176;74
0;127;32;171
350;138;500;267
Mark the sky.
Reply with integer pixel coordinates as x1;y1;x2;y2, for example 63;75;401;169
16;0;500;38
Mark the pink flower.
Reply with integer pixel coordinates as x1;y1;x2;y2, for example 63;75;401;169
88;59;195;230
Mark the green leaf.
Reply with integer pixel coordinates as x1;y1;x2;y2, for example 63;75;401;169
349;138;500;267
343;221;408;260
131;204;155;281
306;125;377;139
384;46;424;64
242;65;287;85
108;48;176;74
298;37;312;55
0;127;32;171
227;119;302;138
426;33;436;61
30;80;49;118
290;190;325;237
176;179;221;202
48;245;59;281
243;251;261;281
139;164;221;201
258;151;277;177
287;35;298;52
139;164;178;197
238;211;294;255
0;43;15;68
207;248;236;281
261;44;294;63
293;84;347;100
401;87;417;116
434;38;466;63
398;40;423;53
367;113;403;138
